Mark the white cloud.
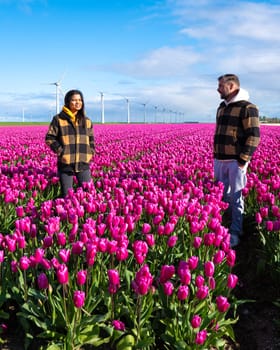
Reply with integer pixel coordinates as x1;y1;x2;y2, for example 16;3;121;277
110;46;203;79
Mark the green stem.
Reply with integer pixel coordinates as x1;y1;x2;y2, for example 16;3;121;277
136;295;142;344
63;284;70;328
23;270;28;301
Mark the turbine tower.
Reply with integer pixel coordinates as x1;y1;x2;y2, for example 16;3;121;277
141;101;149;123
50;81;64;114
125;97;130;124
100;92;105;124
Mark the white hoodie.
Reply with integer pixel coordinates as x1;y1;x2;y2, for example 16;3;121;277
225;88;250;106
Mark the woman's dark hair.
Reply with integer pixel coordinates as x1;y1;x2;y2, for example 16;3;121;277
64;89;87;126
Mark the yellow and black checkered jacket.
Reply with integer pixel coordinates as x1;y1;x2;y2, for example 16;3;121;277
46;111;95;173
214;98;260;165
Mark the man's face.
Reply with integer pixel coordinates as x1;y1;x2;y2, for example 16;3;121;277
217;80;232;100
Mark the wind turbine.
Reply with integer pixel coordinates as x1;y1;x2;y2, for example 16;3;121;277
154;105;158;124
111;93;131;123
44;73;66;114
100;92;105;124
141;101;149;123
124;97;130;124
49;80;64;114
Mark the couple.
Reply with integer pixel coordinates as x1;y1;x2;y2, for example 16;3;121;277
45;75;261;248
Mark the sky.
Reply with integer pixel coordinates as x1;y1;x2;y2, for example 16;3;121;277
1;0;280;123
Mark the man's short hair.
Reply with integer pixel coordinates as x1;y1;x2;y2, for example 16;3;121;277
218;74;240;86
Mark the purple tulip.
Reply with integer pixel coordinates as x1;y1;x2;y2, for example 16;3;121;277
196;285;209;300
193;236;202;248
132;264;153;295
56;264;69;285
188;256;199;270
76;270;87;286
226;250;236;267
37;273;49;289
195;275;205;287
112;320;125;331
216;295;230;312
163;281;174;296
191;314;202;328
204;261;215;277
43;236;53;249
19;256;30;271
72;241;84;255
116;247;129;261
108;269;120;286
59;249;71;263
227;273;238;289
73;290;85;308
195;329;207;345
56;232;67;246
266;221;273;231
213;250;225;264
159;265;175;283
145;234;155;247
142;223;151;234
167;235;178;247
0;250;4;263
177;285;189;300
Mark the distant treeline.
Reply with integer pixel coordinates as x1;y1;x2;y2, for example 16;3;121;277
260;116;280;123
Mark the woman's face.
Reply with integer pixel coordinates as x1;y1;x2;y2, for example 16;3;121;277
69;94;83;113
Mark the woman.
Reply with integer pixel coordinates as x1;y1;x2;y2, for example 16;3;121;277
46;89;95;197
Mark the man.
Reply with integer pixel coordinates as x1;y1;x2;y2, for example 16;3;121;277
214;74;260;247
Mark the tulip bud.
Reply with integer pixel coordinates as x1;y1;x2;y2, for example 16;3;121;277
163;281;174;296
56;264;69;284
112;320;125;331
191;315;202;328
73;290;85;308
37;273;49;289
177;285;189;300
227;273;238;289
216;295;230;312
195;329;207;345
76;270;87;286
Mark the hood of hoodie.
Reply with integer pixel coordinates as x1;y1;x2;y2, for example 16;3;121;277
225;87;249;106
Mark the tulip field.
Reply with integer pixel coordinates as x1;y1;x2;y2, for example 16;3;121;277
0;123;279;350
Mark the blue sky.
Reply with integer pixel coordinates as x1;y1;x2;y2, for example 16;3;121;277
1;0;280;123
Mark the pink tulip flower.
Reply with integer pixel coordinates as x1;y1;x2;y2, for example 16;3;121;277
73;290;85;308
112;320;125;331
191;314;202;328
196;285;209;300
167;235;178;247
204;261;215;277
76;270;87;286
142;223;151;234
193;236;202;248
19;256;30;271
56;264;69;285
177;285;189;300
56;232;67;246
227;273;238;289
195;329;207;345
163;281;174;296
37;273;49;289
159;265;175;283
188;256;199;270
216;295;230;312
132;264;153;295
108;269;120;287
